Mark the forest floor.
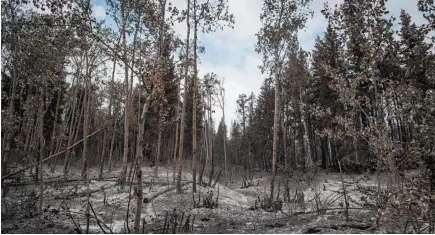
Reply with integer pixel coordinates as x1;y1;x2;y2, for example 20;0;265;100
1;164;395;233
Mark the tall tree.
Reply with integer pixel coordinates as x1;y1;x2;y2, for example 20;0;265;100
256;0;311;200
190;0;234;192
191;0;199;193
176;0;192;193
119;0;131;186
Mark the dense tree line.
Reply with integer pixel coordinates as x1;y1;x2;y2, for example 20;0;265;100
224;0;434;176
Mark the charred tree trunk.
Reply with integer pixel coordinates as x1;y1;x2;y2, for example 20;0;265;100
133;167;143;234
154;129;162;178
173;81;181;184
199;118;207;185
208;95;214;187
98;129;107;180
192;0;198;193
299;83;312;170
270;49;280;201
2;0;18;176
120;0;130;187
48;85;61;172
176;0;191;194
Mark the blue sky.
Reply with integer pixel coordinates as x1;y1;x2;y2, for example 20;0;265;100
90;0;429;130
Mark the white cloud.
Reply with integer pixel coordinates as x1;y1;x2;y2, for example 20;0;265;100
168;0;264;130
198;53;263;127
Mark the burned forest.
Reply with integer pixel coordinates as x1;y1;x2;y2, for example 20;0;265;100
1;0;435;234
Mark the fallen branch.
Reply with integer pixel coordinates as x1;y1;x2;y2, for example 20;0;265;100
4;178;87;187
143;182;191;203
96;177;123;182
305;223;371;233
2;128;103;180
287;207;372;216
54;184;107;199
